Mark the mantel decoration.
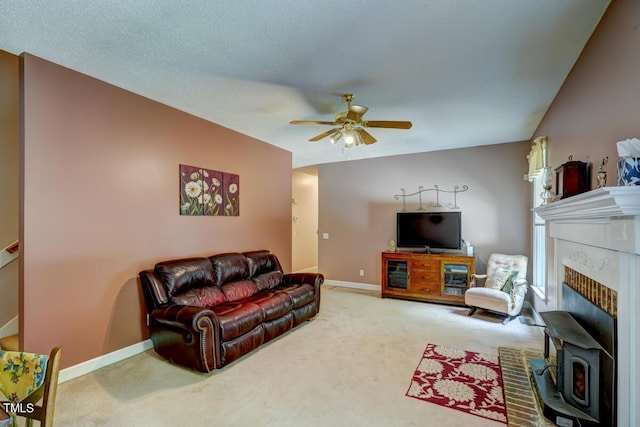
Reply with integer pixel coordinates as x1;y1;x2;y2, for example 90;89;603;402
180;164;239;216
596;156;608;188
554;155;589;200
616;138;640;186
394;185;469;211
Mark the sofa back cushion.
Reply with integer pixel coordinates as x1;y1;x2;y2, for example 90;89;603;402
221;280;259;302
244;250;282;276
154;258;216;297
253;271;284;291
209;253;251;285
171;286;227;308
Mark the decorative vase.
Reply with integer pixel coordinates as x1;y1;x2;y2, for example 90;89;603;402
617;158;640;186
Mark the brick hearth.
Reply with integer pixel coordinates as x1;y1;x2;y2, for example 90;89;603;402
499;347;555;427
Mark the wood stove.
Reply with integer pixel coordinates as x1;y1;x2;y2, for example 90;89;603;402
531;283;616;426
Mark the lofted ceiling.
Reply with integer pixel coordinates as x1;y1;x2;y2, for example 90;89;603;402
0;1;610;168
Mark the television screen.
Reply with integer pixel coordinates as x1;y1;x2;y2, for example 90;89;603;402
396;212;462;250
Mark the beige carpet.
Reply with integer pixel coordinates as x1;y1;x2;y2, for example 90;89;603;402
53;286;544;426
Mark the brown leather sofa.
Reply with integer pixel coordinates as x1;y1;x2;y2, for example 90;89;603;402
139;250;323;373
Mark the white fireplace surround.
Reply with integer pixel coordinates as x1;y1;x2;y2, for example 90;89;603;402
534;187;640;426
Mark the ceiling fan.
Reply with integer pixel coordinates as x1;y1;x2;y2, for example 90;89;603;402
290;93;412;147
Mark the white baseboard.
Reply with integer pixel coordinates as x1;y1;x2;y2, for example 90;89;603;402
523;301;544;325
58;339;153;383
324;279;380;292
0;316;18;339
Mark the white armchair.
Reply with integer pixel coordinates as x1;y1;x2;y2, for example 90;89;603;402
464;253;528;324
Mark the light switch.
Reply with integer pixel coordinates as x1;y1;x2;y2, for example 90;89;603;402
322;233;329;240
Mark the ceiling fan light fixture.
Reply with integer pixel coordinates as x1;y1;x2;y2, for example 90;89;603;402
354;129;364;146
343;129;355;147
329;131;342;145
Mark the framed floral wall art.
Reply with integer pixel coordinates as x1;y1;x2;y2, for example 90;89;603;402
223;172;240;216
180;164;204;216
180;164;239;216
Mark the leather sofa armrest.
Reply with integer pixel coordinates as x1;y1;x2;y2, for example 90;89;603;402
282;273;324;288
149;305;221;372
150;304;219;335
469;273;487;288
283;273;325;313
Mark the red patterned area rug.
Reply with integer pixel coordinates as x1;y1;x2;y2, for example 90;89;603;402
406;343;508;424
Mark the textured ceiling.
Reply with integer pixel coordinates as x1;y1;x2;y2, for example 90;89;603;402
0;1;610;167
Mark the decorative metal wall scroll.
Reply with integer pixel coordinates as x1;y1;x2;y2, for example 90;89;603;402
394;185;469;211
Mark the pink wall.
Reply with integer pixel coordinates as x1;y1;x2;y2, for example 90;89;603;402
531;0;640;312
318;141;533;284
0;51;19;327
20;54;292;368
534;0;640;186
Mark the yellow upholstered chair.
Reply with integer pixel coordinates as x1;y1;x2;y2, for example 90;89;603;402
0;346;62;427
464;254;528;324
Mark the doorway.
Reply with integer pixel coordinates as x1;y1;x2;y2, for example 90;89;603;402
292;166;318;273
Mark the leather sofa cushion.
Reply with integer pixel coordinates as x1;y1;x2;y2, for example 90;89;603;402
262;312;294;343
171;286;227;308
244;250;282;276
244;290;293;321
209;253;250;285
221;280;259;302
212;302;264;341
252;271;284;291
274;283;316;308
291;300;318;326
221;326;264;366
155;258;216;297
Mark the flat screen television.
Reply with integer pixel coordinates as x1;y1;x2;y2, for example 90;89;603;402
396;211;462;251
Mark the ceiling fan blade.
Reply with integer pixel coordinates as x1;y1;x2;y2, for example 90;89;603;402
363;120;413;129
290;120;337;125
356;128;377;145
309;128;341;142
346;104;369;121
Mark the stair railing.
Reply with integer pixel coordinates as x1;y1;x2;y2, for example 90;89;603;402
1;240;19;270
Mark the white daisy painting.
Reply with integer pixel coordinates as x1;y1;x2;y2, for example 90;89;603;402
222;172;240;216
180;164;239;216
180;164;204;216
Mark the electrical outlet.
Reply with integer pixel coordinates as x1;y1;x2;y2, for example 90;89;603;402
322;233;329;240
359;269;365;276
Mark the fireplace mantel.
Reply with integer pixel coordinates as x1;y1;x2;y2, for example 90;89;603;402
534;187;640;221
533;186;639;426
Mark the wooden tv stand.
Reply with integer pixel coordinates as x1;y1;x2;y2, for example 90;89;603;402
381;251;476;306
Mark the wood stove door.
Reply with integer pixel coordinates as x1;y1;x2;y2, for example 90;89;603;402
563;343;600;421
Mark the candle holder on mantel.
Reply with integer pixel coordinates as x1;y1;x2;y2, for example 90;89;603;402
540;167;555;205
